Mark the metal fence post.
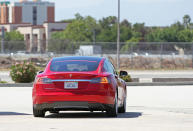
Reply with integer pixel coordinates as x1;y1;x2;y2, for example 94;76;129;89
1;27;5;54
191;44;193;68
131;43;133;69
160;43;163;69
183;43;185;69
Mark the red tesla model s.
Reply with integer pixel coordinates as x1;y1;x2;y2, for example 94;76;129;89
32;56;127;117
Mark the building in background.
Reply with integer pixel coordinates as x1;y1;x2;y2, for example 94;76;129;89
0;0;54;25
0;0;68;53
16;22;68;53
0;1;10;24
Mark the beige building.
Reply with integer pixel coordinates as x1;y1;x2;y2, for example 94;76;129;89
16;22;68;53
0;22;68;53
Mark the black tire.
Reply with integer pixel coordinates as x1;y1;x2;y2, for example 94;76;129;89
33;107;45;117
106;92;118;117
118;97;126;113
50;111;59;114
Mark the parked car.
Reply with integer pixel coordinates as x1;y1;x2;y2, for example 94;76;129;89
32;56;127;117
75;45;102;56
15;51;26;55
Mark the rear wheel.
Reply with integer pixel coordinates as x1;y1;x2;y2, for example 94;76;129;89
106;92;118;117
33;107;45;117
118;97;126;113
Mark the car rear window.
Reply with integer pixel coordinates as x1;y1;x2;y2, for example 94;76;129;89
50;60;100;72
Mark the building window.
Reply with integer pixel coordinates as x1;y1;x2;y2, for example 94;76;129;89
33;6;37;25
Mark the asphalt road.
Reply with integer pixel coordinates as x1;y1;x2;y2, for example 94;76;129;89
0;86;193;131
1;70;193;83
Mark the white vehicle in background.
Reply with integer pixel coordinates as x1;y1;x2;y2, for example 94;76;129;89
15;51;26;55
76;45;102;56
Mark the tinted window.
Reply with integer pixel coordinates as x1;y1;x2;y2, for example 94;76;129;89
107;60;115;74
103;61;109;72
107;61;115;74
50;60;100;72
103;60;115;74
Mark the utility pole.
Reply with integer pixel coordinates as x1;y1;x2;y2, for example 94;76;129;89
1;27;5;54
117;0;120;69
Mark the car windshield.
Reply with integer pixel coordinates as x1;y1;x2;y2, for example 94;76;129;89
50;60;100;72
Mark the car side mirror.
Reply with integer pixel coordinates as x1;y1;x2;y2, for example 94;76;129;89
115;71;118;76
120;71;128;77
114;72;118;79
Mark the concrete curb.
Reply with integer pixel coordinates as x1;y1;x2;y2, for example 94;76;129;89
132;78;193;83
126;82;193;86
0;83;33;87
1;82;193;87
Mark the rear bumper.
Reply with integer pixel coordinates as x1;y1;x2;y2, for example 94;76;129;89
33;91;115;105
33;101;113;111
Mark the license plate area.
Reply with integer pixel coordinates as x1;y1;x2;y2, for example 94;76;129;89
64;82;78;89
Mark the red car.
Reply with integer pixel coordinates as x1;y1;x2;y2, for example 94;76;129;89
32;56;127;117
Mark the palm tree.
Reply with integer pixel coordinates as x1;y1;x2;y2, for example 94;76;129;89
183;15;191;29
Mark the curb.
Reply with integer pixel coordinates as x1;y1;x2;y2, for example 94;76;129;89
1;82;193;87
0;83;33;87
132;78;193;83
126;82;193;86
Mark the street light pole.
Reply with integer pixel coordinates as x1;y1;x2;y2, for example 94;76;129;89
117;0;120;69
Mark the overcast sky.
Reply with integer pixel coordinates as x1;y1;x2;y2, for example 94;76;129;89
12;0;193;26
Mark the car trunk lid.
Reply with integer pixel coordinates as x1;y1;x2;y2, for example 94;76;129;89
45;72;98;91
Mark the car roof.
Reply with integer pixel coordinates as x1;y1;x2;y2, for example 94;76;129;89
52;56;105;62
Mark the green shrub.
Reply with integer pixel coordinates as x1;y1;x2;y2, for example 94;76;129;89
10;62;37;83
120;75;132;82
0;81;7;84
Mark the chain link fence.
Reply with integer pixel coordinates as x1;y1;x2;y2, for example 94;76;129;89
1;41;193;69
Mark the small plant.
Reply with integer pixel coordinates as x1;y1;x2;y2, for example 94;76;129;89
10;62;37;83
0;81;7;84
120;75;132;82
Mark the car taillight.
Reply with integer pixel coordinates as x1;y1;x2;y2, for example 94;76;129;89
35;77;53;84
100;77;109;83
90;77;109;84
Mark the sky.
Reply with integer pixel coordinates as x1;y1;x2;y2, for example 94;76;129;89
10;0;193;26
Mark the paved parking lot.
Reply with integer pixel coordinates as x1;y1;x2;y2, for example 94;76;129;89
0;86;193;131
